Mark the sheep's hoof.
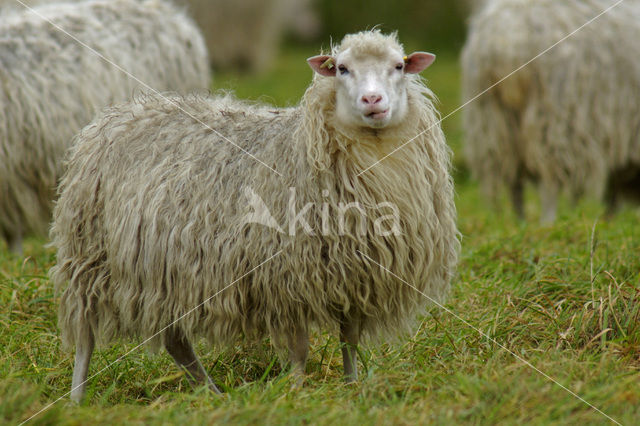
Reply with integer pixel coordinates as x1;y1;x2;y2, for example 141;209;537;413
343;376;358;385
64;399;81;408
289;371;307;390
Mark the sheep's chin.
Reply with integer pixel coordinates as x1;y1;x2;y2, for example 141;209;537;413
363;119;390;129
336;109;391;130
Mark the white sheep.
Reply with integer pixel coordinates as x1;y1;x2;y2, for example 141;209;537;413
0;0;84;13
51;30;459;402
0;0;210;253
0;0;59;8
461;0;640;222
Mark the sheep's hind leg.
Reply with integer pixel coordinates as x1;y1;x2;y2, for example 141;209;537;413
164;327;221;394
604;176;621;217
340;316;361;383
70;325;95;404
287;326;309;386
2;225;23;255
510;176;525;220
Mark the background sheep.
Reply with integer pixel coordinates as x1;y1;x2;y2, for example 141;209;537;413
181;0;320;72
0;0;210;253
0;0;84;11
51;30;459;401
0;0;60;8
461;0;640;222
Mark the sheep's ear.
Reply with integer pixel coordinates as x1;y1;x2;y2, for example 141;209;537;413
307;55;336;77
404;52;436;74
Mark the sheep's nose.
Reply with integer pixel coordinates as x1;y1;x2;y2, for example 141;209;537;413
361;94;382;105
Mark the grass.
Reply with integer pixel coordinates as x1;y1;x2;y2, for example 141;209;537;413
2;44;639;425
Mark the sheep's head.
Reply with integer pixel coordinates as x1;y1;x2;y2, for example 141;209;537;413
307;31;435;130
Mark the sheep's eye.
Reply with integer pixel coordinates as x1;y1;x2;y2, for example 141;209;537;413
338;64;349;75
395;63;404;70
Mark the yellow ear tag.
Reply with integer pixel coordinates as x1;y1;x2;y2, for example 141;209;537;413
403;56;409;63
321;58;334;69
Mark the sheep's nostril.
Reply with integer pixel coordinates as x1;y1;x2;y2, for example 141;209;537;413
361;94;382;105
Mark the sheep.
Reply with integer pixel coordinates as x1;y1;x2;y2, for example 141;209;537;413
461;0;640;222
180;0;320;72
282;0;321;42
0;0;84;12
0;0;210;253
0;0;52;8
51;30;459;402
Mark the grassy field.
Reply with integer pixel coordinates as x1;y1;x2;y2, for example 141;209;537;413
2;43;639;425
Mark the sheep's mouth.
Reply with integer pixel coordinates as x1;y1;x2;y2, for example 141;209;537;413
365;109;389;120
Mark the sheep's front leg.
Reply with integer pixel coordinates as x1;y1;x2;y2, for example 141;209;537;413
287;326;309;383
164;327;221;394
539;183;558;224
340;316;361;383
70;325;95;403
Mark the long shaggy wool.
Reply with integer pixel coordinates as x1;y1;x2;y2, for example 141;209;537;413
51;31;459;353
0;0;71;8
461;0;640;209
181;0;318;72
0;0;209;249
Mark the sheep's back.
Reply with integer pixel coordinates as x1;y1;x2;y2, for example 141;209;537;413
52;93;300;348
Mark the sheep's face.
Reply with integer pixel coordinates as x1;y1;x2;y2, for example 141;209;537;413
308;49;435;130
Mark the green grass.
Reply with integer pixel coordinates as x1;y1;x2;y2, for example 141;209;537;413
2;47;639;425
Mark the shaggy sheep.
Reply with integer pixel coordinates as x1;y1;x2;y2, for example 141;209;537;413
51;30;459;401
0;0;209;253
0;0;50;8
0;0;83;12
461;0;640;222
181;0;320;72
